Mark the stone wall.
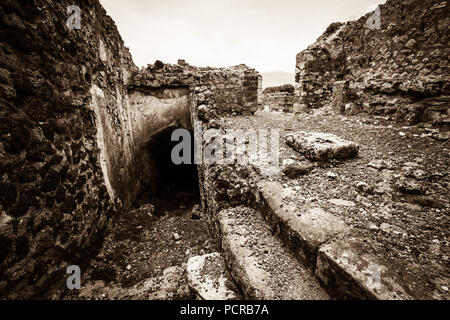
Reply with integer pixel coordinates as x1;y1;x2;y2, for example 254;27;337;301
0;1;261;299
257;75;263;108
295;0;450;124
125;61;264;245
0;0;139;298
261;85;295;112
128;87;191;195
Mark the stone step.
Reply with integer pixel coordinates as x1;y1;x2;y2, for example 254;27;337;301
316;238;412;300
218;206;330;300
257;180;349;270
186;253;240;300
257;180;412;300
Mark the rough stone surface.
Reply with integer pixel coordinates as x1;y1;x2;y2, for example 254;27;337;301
0;0;136;299
282;162;314;178
186;253;239;300
286;132;360;161
76;266;192;300
394;177;426;195
328;199;356;207
130;62;260;117
222;111;449;300
261;85;295;112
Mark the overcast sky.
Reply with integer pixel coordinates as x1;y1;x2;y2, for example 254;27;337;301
100;0;386;73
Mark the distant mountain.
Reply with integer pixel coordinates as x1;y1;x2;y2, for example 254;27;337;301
260;71;295;89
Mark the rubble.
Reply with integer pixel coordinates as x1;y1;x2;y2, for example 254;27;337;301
282;163;314;178
394;177;427;195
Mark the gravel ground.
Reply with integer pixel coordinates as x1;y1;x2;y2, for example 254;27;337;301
223;109;449;299
63;199;217;299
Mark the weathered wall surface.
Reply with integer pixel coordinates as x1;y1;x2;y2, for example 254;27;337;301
295;0;449;124
261;85;295;112
0;0;138;298
129;62;262;243
126;60;260;201
127;61;261;216
257;75;263;108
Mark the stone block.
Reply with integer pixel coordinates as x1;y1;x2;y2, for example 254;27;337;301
331;80;348;114
286;131;359;161
258;180;349;269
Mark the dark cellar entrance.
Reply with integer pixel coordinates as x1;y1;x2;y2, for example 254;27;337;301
65;126;215;299
136;125;200;215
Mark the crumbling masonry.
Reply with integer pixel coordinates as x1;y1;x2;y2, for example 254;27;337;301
295;0;449;124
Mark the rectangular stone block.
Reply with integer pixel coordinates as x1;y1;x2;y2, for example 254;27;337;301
332;80;349;114
286;131;359;161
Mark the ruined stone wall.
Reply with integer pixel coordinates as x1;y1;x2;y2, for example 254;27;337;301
0;0;138;298
127;62;261;202
130;61;260;117
257;75;263;108
295;21;346;111
295;0;450;124
262;92;295;112
128;87;191;194
128;62;262;244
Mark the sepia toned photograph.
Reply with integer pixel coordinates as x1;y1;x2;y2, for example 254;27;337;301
0;0;448;309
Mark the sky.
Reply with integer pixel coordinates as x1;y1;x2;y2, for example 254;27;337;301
100;0;387;73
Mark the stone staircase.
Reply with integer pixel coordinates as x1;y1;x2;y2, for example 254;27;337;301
186;131;413;301
254;180;410;300
188;180;411;300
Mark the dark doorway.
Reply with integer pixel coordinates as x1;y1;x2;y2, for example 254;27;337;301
135;125;200;215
